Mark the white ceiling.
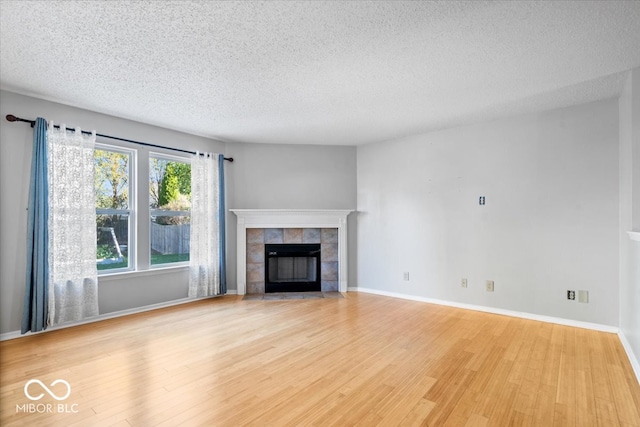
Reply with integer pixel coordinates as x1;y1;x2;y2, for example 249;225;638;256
1;1;639;146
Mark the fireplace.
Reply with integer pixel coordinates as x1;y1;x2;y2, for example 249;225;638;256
265;244;321;292
230;209;353;295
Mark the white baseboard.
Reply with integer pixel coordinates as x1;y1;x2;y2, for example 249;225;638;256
348;286;619;333
350;286;639;385
0;291;236;342
618;330;640;386
0;330;23;341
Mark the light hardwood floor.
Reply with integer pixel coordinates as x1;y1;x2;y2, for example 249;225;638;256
1;292;639;426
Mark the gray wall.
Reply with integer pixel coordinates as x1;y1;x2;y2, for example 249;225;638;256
619;67;640;366
223;141;358;290
357;98;620;326
0;90;357;335
0;85;633;344
0;90;225;334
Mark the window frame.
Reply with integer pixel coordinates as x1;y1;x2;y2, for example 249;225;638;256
149;152;192;268
95;143;137;275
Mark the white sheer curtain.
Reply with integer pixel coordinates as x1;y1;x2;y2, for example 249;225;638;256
189;152;220;297
47;123;99;325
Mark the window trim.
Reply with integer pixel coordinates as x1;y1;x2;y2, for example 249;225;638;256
148;152;192;268
95;143;137;275
95;145;196;276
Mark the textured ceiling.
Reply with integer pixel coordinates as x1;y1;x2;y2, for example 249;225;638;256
1;1;639;146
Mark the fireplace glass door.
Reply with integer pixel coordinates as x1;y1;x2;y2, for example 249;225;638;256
265;244;321;292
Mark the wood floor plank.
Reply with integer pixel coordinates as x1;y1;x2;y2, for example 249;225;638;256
1;293;639;426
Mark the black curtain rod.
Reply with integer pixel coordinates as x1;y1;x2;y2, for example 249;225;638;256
5;114;233;162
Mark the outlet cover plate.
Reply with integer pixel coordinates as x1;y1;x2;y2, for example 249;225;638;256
486;280;494;292
567;290;576;300
461;278;468;288
578;290;589;303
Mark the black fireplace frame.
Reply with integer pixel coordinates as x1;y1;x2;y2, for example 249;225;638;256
264;244;321;293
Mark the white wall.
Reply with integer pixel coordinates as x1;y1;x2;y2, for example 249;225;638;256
357;99;620;326
0;90;225;334
223;141;358;288
619;67;640;370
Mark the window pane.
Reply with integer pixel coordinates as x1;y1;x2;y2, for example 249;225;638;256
97;214;129;271
150;215;190;265
149;157;191;211
95;149;130;209
150;156;191;266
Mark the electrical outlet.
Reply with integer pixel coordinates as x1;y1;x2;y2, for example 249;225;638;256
461;278;468;288
578;290;589;303
403;272;410;281
567;290;576;300
486;280;494;292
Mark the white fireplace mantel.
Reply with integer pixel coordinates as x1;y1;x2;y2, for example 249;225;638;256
230;209;353;295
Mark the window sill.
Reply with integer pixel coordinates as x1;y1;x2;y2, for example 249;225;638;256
98;264;189;282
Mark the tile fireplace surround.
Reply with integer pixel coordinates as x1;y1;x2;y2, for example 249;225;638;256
230;209;353;295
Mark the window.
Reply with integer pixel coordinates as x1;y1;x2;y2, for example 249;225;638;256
95;146;135;272
94;145;193;275
149;155;191;266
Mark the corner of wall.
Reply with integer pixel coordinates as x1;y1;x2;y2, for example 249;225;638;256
618;67;640;383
